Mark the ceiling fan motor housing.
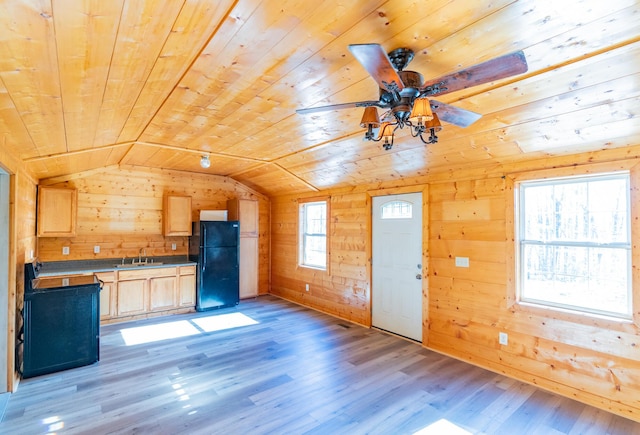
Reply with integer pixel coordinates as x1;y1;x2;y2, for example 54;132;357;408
398;70;424;93
379;70;424;122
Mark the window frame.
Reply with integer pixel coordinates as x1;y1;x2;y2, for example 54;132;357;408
515;172;631;319
298;197;330;271
507;161;640;328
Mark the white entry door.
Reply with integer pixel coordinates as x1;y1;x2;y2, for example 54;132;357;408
372;193;423;341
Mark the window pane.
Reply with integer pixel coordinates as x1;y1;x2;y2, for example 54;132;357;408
305;203;326;235
522;177;628;244
304;235;326;268
381;200;412;219
521;244;629;315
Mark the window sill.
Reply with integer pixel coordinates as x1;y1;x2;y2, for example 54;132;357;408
513;301;638;332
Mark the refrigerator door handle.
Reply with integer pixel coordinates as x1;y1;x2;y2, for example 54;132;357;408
201;249;206;272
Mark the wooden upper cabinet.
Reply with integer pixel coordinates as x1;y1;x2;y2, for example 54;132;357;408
227;198;258;236
163;195;192;236
37;186;77;237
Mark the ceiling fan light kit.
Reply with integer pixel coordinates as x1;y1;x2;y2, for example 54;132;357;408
297;43;528;150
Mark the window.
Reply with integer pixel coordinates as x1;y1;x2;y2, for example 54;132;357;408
381;200;413;219
516;172;631;318
299;200;327;269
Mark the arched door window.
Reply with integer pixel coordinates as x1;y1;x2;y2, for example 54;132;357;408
380;200;413;219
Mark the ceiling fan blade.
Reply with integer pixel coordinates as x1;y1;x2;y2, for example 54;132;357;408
420;51;528;97
296;101;381;115
431;100;482;127
349;44;404;93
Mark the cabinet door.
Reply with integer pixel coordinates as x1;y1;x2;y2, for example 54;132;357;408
228;199;258;236
149;276;177;311
239;237;259;299
164;195;192;236
95;273;116;320
37;186;77;237
178;273;196;307
117;279;148;316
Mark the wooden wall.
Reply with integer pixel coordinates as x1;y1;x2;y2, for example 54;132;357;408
270;148;640;421
38;165;270;295
0;148;38;392
271;193;371;325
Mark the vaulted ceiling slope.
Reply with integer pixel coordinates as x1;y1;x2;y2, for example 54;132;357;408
0;0;638;195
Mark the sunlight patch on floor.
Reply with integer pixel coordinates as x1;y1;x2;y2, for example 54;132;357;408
192;312;258;332
413;418;473;435
120;312;259;345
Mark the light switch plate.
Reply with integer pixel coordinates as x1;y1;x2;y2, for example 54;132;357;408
62;246;70;255
455;256;469;268
171;243;177;251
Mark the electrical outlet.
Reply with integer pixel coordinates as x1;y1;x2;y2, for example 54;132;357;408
94;245;100;254
62;246;70;255
30;250;34;260
62;278;70;286
305;283;310;292
171;243;177;251
455;257;470;267
499;332;508;345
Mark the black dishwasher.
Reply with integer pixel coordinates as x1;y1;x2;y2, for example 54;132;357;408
22;263;100;378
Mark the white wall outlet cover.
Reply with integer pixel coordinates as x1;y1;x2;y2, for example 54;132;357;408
455;257;470;268
171;243;177;251
94;245;100;254
499;332;508;345
62;246;70;255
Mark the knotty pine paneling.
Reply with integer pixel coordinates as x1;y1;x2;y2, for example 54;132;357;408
38;166;270;295
2;157;38;392
428;173;640;420
271;192;371;325
271;153;640;421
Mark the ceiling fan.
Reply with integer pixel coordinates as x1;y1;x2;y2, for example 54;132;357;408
296;44;528;149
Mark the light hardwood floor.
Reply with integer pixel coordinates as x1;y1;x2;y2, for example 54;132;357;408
1;295;638;434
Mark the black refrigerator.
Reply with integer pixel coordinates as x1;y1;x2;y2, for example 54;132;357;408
189;220;240;311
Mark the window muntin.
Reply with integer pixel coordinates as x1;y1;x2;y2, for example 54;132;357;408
517;173;631;318
381;200;413;219
299;201;327;269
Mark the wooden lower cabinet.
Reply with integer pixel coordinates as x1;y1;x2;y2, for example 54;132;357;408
239;237;259;299
100;265;196;322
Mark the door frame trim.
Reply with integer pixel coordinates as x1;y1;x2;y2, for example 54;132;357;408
367;185;429;345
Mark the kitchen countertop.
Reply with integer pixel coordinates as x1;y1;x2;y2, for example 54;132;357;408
37;256;196;277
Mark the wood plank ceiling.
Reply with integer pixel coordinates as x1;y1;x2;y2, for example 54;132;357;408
0;0;638;196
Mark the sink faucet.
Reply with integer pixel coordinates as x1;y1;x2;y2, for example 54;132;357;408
138;248;146;264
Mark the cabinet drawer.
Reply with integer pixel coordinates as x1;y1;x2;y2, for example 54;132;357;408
95;272;115;283
179;265;196;275
118;267;177;281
